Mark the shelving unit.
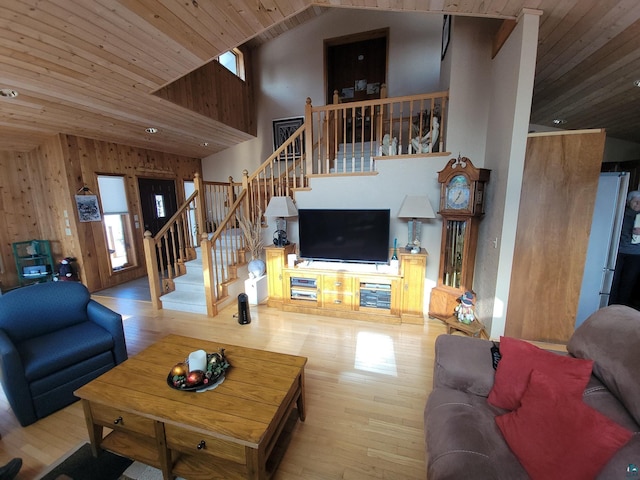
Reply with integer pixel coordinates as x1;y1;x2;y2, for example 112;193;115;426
267;247;427;324
12;240;55;285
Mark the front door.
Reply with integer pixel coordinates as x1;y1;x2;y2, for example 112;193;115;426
138;178;178;235
138;178;178;271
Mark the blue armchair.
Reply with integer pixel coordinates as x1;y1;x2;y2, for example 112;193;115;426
0;281;127;426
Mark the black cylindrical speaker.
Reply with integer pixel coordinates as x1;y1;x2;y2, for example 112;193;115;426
237;293;251;325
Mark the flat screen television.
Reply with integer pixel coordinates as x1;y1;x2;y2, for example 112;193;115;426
298;209;390;264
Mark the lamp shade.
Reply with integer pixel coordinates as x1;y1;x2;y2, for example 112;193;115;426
397;195;436;219
264;196;298;218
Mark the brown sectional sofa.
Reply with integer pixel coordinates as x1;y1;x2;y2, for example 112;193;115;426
425;305;640;479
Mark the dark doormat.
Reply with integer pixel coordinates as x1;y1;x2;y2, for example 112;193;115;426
39;443;133;480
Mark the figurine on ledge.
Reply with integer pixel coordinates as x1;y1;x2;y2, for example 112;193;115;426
379;133;398;156
454;291;475;324
411;116;439;154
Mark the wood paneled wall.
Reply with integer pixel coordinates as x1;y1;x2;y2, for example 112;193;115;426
0;135;202;293
0;151;43;288
154;46;256;137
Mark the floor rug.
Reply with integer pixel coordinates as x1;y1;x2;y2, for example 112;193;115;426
119;462;186;480
39;443;133;480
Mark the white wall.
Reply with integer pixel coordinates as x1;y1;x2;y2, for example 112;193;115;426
475;11;541;338
200;8;542;321
202;8;443;181
444;17;498;163
289;158;443;297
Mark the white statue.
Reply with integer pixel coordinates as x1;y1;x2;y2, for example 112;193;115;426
411;116;440;154
380;134;398;156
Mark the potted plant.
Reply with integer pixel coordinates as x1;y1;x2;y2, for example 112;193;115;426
237;211;265;278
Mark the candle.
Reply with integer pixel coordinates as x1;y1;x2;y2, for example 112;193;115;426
188;349;207;372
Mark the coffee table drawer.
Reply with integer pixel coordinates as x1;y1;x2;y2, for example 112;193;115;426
90;403;156;437
165;423;247;464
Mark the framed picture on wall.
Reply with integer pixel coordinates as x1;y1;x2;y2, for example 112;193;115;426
272;116;304;160
441;15;451;60
75;194;102;222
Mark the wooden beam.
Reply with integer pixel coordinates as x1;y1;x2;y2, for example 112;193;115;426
492;19;517;59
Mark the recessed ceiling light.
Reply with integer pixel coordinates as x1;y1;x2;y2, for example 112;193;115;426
145;127;158;134
552;119;567;125
201;142;209;147
634;79;640;87
0;88;19;98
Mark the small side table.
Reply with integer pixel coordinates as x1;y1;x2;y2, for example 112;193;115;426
445;315;485;338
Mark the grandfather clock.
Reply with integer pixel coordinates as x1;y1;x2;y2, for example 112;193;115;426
428;156;490;320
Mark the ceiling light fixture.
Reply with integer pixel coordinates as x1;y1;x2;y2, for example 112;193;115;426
552;119;567;125
0;88;19;98
145;127;158;134
634;79;640;87
201;142;209;147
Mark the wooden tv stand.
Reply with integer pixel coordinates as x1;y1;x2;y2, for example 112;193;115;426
265;245;427;324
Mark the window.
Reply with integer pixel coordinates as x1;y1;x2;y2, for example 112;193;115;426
217;49;245;80
155;194;166;218
97;175;136;271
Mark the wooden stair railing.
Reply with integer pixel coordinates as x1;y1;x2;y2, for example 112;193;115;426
202;178;243;233
198;189;250;316
143;175;202;309
143;173;250;313
143;90;450;314
244;124;307;219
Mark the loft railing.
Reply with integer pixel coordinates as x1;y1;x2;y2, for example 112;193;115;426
143;90;448;314
305;88;448;174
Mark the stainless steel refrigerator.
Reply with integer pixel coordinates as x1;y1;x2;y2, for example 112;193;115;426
576;172;629;328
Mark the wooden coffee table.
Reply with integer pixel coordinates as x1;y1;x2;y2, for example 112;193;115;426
75;334;307;480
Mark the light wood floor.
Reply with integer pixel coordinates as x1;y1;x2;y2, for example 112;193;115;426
0;294;447;479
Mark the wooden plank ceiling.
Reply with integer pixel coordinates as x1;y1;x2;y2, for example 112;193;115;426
0;1;639;158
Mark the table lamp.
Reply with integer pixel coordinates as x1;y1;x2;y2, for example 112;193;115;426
397;195;436;251
264;196;298;246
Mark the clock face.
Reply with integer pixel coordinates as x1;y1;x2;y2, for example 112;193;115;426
446;175;470;210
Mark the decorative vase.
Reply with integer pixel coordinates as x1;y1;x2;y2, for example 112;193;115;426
248;259;266;278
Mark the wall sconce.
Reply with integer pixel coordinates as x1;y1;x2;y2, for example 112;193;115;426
264;196;298;246
397;195;436;252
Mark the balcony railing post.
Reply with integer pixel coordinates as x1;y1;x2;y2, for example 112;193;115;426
241;170;250;220
377;83;388;145
200;233;217;317
194;172;206;238
143;230;162;310
227;176;235;211
305;97;314;177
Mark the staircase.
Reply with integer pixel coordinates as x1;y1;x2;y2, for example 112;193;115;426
160;229;246;314
332;142;375;173
143;90;450;317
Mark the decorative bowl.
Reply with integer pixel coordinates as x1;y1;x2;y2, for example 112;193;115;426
167;349;230;391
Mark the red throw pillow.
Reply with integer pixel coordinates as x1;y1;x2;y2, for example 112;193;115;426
496;370;633;480
488;336;593;410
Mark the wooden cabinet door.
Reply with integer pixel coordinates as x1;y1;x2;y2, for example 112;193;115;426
506;130;605;343
265;245;295;306
400;250;427;323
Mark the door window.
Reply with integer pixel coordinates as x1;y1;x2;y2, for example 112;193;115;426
97;175;135;271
